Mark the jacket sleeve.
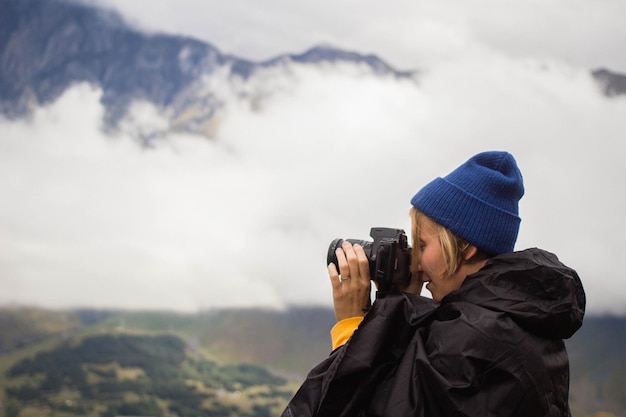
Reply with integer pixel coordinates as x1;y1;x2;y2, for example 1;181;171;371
330;317;364;350
281;292;437;417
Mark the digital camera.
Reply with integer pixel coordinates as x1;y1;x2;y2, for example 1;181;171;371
327;227;412;294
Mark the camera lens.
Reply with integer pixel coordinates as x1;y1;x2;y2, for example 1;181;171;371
326;238;372;272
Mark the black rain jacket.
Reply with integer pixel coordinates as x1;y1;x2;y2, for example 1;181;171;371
282;248;586;417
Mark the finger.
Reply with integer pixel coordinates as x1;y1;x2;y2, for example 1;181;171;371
342;241;360;279
328;262;340;291
353;244;371;281
335;247;350;278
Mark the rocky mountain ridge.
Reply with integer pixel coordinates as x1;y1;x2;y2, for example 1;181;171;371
0;0;411;143
3;0;625;144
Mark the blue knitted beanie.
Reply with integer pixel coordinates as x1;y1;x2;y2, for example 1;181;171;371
410;151;524;255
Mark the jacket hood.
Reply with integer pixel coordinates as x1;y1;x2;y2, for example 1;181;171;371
444;248;586;339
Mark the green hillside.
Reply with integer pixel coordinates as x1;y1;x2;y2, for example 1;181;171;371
0;307;624;417
102;307;336;374
0;307;335;375
0;307;334;417
2;332;292;417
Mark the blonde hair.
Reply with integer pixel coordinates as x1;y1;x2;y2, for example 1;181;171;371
410;207;489;277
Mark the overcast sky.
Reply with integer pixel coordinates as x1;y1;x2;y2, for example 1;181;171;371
1;0;625;314
86;0;626;73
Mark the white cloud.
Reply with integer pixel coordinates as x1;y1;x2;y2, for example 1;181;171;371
2;41;626;313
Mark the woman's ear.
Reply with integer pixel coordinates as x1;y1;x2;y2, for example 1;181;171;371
463;245;479;261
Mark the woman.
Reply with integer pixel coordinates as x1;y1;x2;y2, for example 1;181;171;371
282;151;585;417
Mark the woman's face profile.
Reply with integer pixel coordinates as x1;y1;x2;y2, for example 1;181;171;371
416;218;467;302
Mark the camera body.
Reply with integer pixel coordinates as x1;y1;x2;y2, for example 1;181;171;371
327;227;412;295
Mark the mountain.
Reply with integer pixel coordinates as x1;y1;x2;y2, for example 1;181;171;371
3;0;625;145
592;69;626;96
0;307;114;354
0;307;334;417
2;332;292;417
0;0;411;144
0;307;625;417
0;307;336;376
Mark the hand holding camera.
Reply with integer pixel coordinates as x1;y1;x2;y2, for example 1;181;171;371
327;227;413;321
328;227;412;295
327;241;372;321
